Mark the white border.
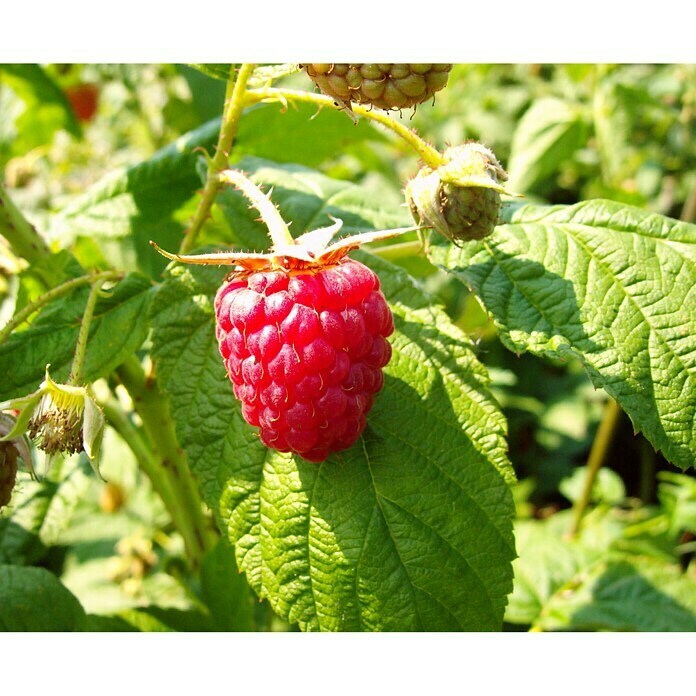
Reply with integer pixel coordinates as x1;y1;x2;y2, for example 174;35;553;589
2;632;696;695
2;1;694;62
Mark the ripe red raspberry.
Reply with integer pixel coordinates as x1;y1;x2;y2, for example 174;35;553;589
151;169;416;463
214;259;394;462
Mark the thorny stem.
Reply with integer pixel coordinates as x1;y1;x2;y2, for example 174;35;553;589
179;63;256;254
0;271;122;344
569;398;622;536
244;87;447;169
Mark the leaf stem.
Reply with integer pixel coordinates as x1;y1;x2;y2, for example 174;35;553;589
244;86;446;169
0;271;123;345
569;397;622;536
180;63;255;254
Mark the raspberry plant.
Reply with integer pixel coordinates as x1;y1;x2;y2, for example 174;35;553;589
0;64;694;632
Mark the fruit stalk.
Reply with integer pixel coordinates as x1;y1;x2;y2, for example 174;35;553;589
180;63;255;254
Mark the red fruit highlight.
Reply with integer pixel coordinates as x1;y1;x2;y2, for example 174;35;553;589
214;259;393;462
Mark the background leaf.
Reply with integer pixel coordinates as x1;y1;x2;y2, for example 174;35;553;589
199;538;255;631
231;103;386;169
0;564;86;631
429;199;696;470
215;156;411;250
506;493;696;631
0;457;90;565
0;64;80;159
536;557;696;631
49;119;220;278
506;97;588;193
0;273;154;399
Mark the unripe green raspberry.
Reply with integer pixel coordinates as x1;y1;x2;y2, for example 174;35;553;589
0;441;19;509
300;64;452;112
406;143;511;244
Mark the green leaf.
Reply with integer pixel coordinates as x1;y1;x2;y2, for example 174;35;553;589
49;119;220;278
0;273;154;400
0;64;80;156
200;538;255;631
506;97;588;193
151;255;515;631
429;200;696;470
0;565;86;631
537;558;696;632
232;103;386;169
153;162;515;631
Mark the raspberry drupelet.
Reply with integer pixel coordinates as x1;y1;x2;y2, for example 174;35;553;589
214;260;394;462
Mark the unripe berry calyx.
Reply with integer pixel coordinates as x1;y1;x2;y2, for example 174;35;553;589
406;143;516;244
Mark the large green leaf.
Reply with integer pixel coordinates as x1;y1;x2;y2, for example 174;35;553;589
429;200;696;470
506;97;588;193
0;273;154;400
150;162;514;630
0;565;86;631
